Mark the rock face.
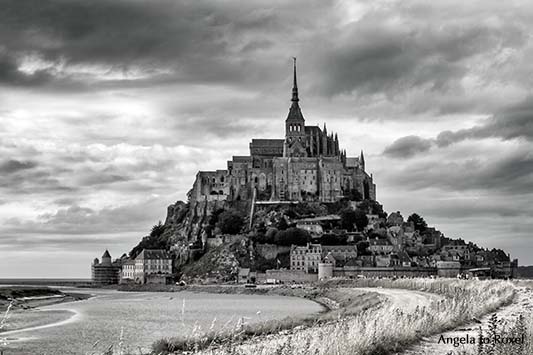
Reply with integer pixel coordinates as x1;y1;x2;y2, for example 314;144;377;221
164;199;229;244
179;237;248;282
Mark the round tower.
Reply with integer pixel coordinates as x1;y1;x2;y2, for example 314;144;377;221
318;262;333;280
101;250;112;266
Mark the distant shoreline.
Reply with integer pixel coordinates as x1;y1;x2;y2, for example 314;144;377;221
0;286;92;312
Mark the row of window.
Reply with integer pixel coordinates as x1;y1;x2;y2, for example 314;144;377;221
288;124;303;132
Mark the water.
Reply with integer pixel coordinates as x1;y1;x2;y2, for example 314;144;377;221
1;288;323;355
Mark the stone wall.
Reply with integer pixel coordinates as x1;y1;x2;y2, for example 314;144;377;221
333;266;437;278
265;269;318;283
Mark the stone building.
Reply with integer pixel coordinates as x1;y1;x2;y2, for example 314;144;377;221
91;250;121;285
290;243;322;273
134;249;173;284
189;59;376;204
120;259;135;283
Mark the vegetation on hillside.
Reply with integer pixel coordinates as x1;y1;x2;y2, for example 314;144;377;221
129;221;170;258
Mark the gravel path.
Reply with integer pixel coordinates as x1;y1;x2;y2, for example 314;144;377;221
402;285;533;355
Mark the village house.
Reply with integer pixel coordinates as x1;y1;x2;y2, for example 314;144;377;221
321;245;358;266
134;249;173;284
368;238;394;255
290;243;322;273
120;259;135;283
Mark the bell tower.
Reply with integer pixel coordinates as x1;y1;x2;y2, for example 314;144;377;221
284;57;307;157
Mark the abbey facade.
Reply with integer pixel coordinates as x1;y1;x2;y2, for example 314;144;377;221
188;60;376;203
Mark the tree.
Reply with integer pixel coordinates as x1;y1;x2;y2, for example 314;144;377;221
354;209;369;231
217;210;244;234
356;241;370;254
208;208;226;226
129;221;169;258
408;213;427;232
340;207;357;231
358;200;387;218
276;217;289;231
274;228;310;246
320;233;348;245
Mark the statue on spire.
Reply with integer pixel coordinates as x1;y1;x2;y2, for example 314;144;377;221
291;57;299;103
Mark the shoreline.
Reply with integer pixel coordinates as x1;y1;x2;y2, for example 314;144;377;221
0;308;81;336
139;283;383;353
117;283;339;312
0;287;93;335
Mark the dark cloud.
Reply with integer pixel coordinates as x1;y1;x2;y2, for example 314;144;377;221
385;148;533;194
0;159;37;173
0;0;330;89
310;3;526;99
437;97;533;146
384;95;533;159
0;52;55;86
383;135;433;158
6;198;164;236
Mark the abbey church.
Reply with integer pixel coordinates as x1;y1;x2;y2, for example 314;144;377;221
188;59;376;203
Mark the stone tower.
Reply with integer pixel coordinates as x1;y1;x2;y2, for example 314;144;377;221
284;58;307;157
101;249;112;266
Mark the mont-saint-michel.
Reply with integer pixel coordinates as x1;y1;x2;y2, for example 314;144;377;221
91;60;517;287
2;1;533;355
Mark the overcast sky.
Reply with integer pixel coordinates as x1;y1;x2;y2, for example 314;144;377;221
1;0;533;278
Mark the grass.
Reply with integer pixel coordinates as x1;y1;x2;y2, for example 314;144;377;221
5;278;517;355
173;278;516;355
150;288;381;354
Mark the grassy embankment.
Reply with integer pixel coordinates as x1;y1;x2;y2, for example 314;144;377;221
146;278;516;355
149;285;382;354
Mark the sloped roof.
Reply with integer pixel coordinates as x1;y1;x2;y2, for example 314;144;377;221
102;250;111;258
304;125;322;134
136;249;172;260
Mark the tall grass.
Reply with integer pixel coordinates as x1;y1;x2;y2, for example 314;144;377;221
181;279;516;355
457;313;533;355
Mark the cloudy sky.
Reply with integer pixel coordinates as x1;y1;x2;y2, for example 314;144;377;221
1;0;533;278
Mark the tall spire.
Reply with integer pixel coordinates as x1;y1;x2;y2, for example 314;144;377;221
291;57;299;103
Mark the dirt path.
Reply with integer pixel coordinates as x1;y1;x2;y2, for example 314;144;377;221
401;285;533;355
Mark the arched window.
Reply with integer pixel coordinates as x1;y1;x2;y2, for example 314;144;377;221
220;176;224;183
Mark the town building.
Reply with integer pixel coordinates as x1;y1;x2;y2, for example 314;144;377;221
368;238;394;254
120;259;135;283
91;250;122;285
321;245;358;266
134;249;173;284
290;243;322;273
188;59;376;204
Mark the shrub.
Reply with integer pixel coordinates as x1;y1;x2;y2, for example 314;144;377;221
274;227;310;246
216;210;244;235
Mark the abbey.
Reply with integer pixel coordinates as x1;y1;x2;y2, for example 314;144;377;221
189;59;376;203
